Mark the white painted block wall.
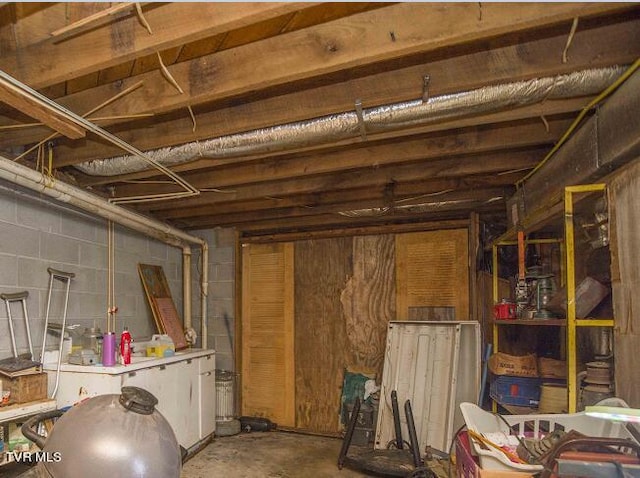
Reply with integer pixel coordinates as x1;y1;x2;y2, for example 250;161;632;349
0;181;236;371
0;181;184;358
190;228;235;371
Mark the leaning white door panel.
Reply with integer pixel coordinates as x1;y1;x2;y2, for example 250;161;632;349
374;321;480;453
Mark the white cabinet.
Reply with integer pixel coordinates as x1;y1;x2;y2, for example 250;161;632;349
44;349;215;450
198;354;216;439
171;359;200;447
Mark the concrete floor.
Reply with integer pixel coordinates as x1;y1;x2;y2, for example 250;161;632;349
6;430;449;477
6;432;368;478
181;431;371;478
181;431;451;478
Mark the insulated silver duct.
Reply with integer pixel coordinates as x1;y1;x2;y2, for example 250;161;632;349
75;66;626;177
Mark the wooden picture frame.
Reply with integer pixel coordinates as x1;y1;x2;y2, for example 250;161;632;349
138;263;188;350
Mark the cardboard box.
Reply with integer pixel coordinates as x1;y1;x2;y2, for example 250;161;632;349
455;432;532;478
0;372;48;404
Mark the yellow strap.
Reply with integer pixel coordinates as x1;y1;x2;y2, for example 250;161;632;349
48;143;53;177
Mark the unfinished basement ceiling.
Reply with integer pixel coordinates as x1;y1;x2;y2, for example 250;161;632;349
0;2;638;239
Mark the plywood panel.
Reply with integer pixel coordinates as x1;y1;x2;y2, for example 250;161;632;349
610;161;640;407
241;243;295;427
396;229;470;320
294;237;351;433
342;235;395;379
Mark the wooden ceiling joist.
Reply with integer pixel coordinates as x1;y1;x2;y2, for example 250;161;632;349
0;3;315;89
3;14;638;159
96;117;567;200
169;186;510;229
0;71;86;139
239;219;472;244
135;150;542;219
0;2;637;234
2;3;627;141
152;175;520;222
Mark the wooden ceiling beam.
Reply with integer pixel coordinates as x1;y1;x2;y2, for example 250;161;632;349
164;186;511;229
151;174;520;220
5;16;637;157
102;117;566;198
239;219;473;243
0;72;85;139
135;149;542;215
0;3;315;89
1;2;630;150
205;205;503;234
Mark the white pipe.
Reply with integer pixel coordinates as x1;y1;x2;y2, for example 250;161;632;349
183;246;192;331
201;243;209;349
0;155;210;348
0;156;200;247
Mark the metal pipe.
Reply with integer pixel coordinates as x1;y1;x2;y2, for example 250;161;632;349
404;399;423;468
0;156;210;350
391;390;404;449
201;242;209;349
183;246;192;331
0;155;202;248
75;66;627;177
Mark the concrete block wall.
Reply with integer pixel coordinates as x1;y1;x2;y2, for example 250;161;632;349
191;228;236;372
0;182;183;360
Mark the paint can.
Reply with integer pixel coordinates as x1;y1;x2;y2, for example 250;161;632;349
494;299;517;319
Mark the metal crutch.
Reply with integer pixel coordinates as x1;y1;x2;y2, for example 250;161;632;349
41;267;75;399
1;291;34;360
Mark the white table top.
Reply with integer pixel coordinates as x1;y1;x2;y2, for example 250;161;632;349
42;348;214;375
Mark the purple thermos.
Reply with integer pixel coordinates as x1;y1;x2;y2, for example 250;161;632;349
102;332;116;366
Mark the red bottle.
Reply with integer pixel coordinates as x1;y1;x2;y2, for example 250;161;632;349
120;327;132;365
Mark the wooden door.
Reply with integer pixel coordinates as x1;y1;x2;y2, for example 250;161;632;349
241;243;295;427
396;229;469;320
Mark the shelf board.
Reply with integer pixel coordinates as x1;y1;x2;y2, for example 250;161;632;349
492;319;567;326
0;398;56;423
493;318;614;327
576;319;614;327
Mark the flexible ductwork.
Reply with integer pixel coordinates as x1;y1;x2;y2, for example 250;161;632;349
75;66;627;177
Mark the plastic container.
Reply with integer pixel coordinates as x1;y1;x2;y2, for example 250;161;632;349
120;327;131;365
459;400;638;472
82;327;102;356
146;334;175;357
489;376;565;407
